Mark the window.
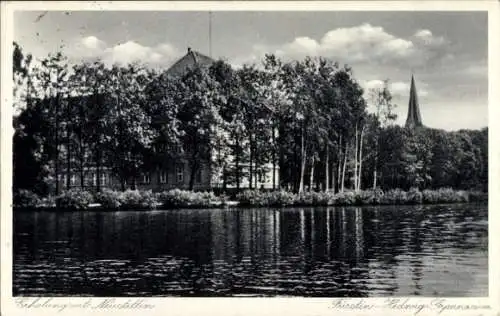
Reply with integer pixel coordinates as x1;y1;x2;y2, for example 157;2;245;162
70;174;77;186
92;173;97;186
176;164;184;183
100;173;107;186
59;174;67;187
160;170;168;184
142;173;151;184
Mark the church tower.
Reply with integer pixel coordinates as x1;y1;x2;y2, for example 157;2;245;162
405;75;424;129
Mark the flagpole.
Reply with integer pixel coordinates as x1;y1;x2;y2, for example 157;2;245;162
209;11;212;58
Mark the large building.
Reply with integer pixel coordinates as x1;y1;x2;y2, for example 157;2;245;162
56;48;278;192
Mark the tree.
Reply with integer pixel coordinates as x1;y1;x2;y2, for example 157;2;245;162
367;79;397;189
35;52;71;194
102;63;156;190
70;60;109;190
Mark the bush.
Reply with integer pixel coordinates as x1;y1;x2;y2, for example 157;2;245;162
268;191;296;207
120;189;158;209
422;188;470;204
407;187;423;204
237;190;265;206
14;190;41;208
334;191;356;205
355;190;377;205
158;189;219;208
469;190;488;202
422;189;440;204
56;189;94;210
95;189;123;209
295;192;313;206
382;188;408;204
13;186;487;211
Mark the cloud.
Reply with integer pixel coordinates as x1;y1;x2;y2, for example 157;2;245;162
69;36;181;68
236;24;419;66
413;29;446;46
361;79;428;98
81;36;106;50
318;23;415;61
233;23;451;71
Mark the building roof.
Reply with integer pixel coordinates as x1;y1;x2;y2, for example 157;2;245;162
405;75;424;129
166;47;215;77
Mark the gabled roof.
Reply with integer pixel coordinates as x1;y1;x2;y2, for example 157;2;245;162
166;48;215;77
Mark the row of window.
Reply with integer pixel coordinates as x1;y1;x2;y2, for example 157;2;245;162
59;173;108;187
59;166;203;187
140;166;202;184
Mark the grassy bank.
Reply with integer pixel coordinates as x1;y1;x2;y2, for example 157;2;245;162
13;187;488;211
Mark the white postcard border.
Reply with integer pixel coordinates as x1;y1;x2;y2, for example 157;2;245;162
1;1;499;316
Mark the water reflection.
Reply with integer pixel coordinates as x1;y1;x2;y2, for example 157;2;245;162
13;204;488;297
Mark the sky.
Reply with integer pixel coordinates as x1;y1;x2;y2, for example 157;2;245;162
14;11;488;131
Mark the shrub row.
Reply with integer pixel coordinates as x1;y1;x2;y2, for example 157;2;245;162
236;187;487;207
13;188;226;211
13;187;488;211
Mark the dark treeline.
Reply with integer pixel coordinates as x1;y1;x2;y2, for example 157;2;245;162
13;42;488;197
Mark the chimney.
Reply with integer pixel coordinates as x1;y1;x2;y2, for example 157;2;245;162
187;47;192;53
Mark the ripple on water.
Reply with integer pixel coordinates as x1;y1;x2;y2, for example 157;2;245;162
13;205;488;296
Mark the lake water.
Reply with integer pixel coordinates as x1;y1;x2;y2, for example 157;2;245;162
13;204;488;297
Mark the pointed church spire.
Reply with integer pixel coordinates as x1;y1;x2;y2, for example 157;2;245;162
405;74;424;129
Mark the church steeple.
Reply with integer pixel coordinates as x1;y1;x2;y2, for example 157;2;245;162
405;75;424;129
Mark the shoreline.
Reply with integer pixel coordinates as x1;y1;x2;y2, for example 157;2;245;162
13;188;488;212
13;201;488;213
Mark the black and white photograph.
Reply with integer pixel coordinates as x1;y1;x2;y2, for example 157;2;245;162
1;1;499;314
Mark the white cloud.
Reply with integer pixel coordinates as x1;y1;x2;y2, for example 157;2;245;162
81;36;106;50
104;41;154;65
69;36;181;68
233;23;451;71
361;79;429;99
414;29;432;39
240;24;417;65
413;29;446;46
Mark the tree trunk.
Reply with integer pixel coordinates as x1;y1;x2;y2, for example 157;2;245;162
79;149;84;189
341;144;348;192
249;136;254;190
372;135;379;190
54;93;60;195
324;144;329;191
298;126;306;193
189;146;198;190
222;165;227;190
358;125;365;191
272;126;276;190
309;155;315;192
189;162;197;191
353;124;358;191
337;135;342;192
66;106;71;191
236;136;241;192
331;162;336;193
96;141;101;192
79;102;85;189
95;93;101;192
256;169;259;189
